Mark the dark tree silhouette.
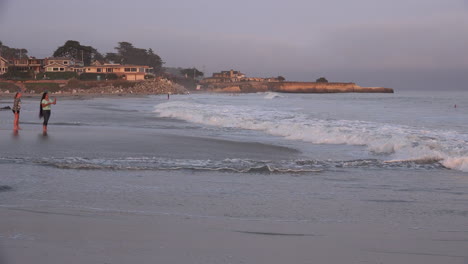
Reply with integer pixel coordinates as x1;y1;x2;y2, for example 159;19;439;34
180;68;204;79
0;40;28;59
105;42;164;73
316;77;329;83
53;40;104;66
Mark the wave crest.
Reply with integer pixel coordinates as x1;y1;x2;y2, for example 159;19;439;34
154;101;468;172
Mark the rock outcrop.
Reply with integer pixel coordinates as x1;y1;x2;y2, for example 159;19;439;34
78;79;188;94
202;81;394;93
270;82;394;93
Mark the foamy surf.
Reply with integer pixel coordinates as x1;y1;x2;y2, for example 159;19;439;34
0;156;447;173
154;101;468;172
263;92;283;100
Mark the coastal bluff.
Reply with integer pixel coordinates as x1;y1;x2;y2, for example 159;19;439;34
201;81;393;93
269;82;394;93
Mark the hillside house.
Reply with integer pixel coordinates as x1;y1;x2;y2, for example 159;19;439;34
202;69;246;83
0;56;8;75
84;64;153;80
10;58;45;73
43;57;81;73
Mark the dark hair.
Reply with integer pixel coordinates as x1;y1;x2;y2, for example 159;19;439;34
39;92;48;119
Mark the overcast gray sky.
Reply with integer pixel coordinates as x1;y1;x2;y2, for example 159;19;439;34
1;0;467;90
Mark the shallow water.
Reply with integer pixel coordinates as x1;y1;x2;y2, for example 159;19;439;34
1;91;467;263
1;91;467;172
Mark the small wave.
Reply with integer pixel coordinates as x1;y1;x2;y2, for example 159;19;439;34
153;101;468;172
20;121;85;126
264;92;283;100
0;156;446;173
442;157;468;172
52;122;85;126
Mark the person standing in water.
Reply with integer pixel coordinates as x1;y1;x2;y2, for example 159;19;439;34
39;92;56;133
12;91;22;130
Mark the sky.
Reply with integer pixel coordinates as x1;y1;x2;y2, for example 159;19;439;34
0;0;467;90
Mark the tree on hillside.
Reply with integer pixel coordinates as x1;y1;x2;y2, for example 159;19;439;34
179;67;204;79
53;40;104;66
316;77;329;83
0;40;28;59
105;42;164;73
277;76;285;81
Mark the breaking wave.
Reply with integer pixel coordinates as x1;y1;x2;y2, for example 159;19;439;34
154;101;468;172
0;156;446;173
263;92;283;100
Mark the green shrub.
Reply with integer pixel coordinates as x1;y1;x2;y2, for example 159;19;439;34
65;79;137;90
316;77;329;83
2;69;34;80
66;78;89;89
36;72;78;80
106;73;118;80
25;83;61;94
0;82;20;92
79;73;119;81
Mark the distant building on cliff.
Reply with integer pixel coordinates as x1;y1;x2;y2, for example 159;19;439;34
84;64;153;81
44;57;84;73
0;56;8;75
202;69;246;83
0;56;154;81
9;58;45;73
200;69;284;84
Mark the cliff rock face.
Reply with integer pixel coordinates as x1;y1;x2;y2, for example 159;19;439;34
203;82;269;93
202;81;394;93
269;82;394;93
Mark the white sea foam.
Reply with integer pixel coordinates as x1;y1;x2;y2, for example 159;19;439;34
263;92;283;99
154;101;468;172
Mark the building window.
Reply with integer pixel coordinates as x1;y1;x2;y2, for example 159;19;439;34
60;68;65;71
64;61;68;64
106;68;113;73
124;68;130;72
131;68;137;72
97;68;102;72
53;68;59;71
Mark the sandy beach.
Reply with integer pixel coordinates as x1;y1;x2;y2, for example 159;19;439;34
1;93;467;263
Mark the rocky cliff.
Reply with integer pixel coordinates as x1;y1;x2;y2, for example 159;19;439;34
202;81;393;93
269;82;394;93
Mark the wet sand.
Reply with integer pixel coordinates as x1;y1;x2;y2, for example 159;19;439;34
1;154;467;263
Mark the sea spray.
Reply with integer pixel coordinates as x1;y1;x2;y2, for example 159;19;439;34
154;101;468;172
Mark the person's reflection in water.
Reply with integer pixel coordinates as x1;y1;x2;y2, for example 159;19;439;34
39;131;49;140
12;130;19;139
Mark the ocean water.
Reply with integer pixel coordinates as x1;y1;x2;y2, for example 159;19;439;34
1;91;468;263
1;91;467;173
150;91;468;173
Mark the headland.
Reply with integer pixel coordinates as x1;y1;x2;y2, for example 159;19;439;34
200;80;393;93
200;69;393;93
